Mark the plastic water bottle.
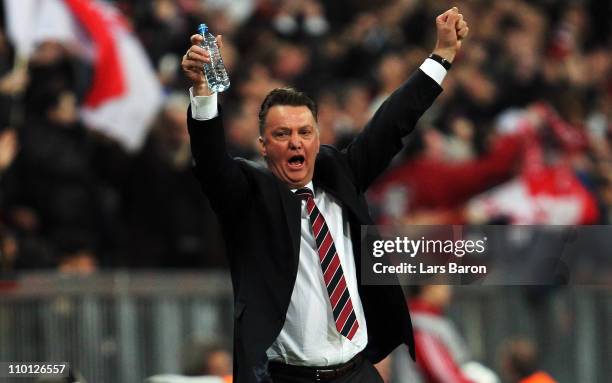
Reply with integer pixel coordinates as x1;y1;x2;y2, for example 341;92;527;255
198;23;230;93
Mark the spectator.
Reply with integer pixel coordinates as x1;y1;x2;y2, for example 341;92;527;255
392;285;499;383
183;342;232;381
3;80;128;271
368;126;524;224
0;127;18;273
124;93;226;268
499;338;558;383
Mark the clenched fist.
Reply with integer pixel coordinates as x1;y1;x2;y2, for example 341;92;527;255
433;7;469;63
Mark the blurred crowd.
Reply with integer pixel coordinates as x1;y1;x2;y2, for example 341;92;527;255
0;0;610;273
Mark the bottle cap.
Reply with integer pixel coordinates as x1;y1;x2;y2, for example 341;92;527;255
198;24;208;35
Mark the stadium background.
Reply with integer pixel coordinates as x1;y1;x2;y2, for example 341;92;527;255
0;0;611;382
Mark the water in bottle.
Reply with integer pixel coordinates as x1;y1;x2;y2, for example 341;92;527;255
198;23;230;93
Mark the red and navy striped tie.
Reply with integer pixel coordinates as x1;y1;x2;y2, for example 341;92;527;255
295;188;360;340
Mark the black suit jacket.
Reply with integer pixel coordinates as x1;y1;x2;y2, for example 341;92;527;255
187;69;442;383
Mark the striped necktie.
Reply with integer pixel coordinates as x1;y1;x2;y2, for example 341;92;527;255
294;188;360;340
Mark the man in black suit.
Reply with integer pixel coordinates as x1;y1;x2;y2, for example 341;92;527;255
181;7;468;383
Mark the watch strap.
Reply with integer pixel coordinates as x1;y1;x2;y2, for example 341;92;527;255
428;53;452;70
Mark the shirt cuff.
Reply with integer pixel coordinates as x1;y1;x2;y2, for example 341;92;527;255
419;59;448;86
189;87;219;120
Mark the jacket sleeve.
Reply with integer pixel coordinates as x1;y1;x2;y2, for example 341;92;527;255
187;106;250;220
342;69;442;192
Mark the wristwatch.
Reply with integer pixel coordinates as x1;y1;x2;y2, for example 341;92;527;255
428;53;452;71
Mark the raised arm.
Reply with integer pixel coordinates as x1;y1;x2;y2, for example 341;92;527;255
182;34;250;220
344;7;469;192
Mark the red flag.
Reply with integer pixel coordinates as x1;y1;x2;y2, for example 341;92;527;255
3;0;162;151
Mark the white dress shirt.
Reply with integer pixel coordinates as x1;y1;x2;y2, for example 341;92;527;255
189;59;447;366
266;182;368;365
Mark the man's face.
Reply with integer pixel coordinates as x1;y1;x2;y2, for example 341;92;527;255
259;105;320;189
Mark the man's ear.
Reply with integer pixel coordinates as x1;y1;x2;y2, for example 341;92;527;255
258;136;267;157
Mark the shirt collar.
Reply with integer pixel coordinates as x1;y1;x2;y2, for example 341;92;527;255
291;181;314;194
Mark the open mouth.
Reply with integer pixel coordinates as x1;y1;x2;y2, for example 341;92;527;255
288;155;305;169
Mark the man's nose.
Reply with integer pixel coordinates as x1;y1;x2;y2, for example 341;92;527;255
288;132;302;149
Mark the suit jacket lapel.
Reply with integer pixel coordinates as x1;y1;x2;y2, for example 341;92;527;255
278;182;301;273
314;158;369;223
